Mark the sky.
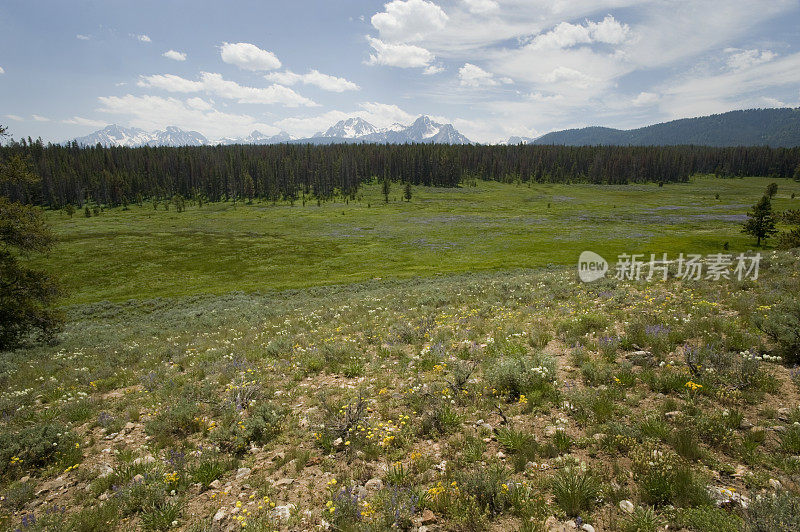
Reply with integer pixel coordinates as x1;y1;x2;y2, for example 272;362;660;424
1;0;800;144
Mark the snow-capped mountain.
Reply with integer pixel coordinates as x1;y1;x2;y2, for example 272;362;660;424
307;115;471;144
72;125;295;147
73;125;156;147
318;117;379;138
507;136;537;145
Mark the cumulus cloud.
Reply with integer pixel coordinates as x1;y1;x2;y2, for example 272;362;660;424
528;15;630;50
371;0;448;42
76;34;90;41
97;94;279;138
63;116;106;127
632;91;660;106
162;50;187;61
137;72;316;107
725;48;777;71
366;37;434;68
220;42;281;71
542;66;596;88
423;64;445;75
458;63;498;87
134;34;151;43
265;70;359;92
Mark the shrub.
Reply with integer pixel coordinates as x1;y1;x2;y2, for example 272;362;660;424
0;423;78;478
620;505;662;532
550;467;601;517
144;400;200;441
745;491;800;531
671;506;743;532
486;353;556;401
212;402;286;454
757;298;800;365
456;463;510;516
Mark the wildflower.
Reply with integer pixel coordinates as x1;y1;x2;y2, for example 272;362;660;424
518;394;528;405
685;381;703;391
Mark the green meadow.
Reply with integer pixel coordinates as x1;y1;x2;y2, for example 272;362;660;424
35;175;800;304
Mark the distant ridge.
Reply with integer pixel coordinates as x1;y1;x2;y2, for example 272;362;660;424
525;108;800;148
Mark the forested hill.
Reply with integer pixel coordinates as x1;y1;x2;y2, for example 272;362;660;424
532;108;800;147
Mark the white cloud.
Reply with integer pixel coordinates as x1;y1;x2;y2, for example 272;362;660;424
5;114;23;121
371;0;448;42
366;37;434;68
528;15;630;50
632;92;660;106
138;74;203;92
463;0;499;15
32;115;50;122
220;42;281;71
135;34;151;43
0;66;4;74
138;72;317;107
186;97;213;111
528;92;564;102
63;116;107;127
542;67;596;88
423;64;445;75
458;63;498;87
162;50;187;61
725;48;777;71
265;69;359;92
76;34;90;41
97;94;280;138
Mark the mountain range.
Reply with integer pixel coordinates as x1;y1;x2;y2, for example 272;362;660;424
526;108;800;148
72;115;471;147
71;108;800;148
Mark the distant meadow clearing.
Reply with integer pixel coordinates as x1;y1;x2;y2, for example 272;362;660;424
33;175;800;305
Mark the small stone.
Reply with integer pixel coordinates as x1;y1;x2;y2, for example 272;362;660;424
769;478;783;489
124;422;136;431
365;478;383;492
496;451;506;459
132;474;144;483
333;438;343;447
133;455;155;466
98;492;109;501
20;476;30;483
273;504;295;520
582;525;596;532
619;500;635;514
665;411;681;419
275;477;295;488
236;467;251;480
209;479;221;489
213;508;226;522
420;509;436;525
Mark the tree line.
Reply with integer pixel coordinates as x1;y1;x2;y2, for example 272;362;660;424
2;139;799;207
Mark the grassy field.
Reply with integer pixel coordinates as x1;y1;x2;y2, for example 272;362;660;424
3;175;800;531
35;175;800;304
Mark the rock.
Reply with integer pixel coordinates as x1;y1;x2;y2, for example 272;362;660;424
275;477;294;488
496;451;506;459
236;467;251;480
420;509;436;525
665;411;682;420
619;499;635;514
132;474;144;483
365;478;383;492
582;525;596;532
778;408;792;421
124;422;136;432
98;492;109;501
544;426;558;437
20;475;30;483
333;438;343;447
273;504;295;521
213;508;226;522
733;465;747;478
209;479;221;489
97;464;114;478
769;478;783;489
740;419;754;430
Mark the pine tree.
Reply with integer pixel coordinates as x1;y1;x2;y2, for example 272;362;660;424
382;178;391;203
0;131;63;349
766;182;778;198
742;195;778;246
403;181;412;202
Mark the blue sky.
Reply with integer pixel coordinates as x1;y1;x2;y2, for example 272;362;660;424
2;0;800;143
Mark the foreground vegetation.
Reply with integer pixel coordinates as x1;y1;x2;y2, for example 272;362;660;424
2;243;800;530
